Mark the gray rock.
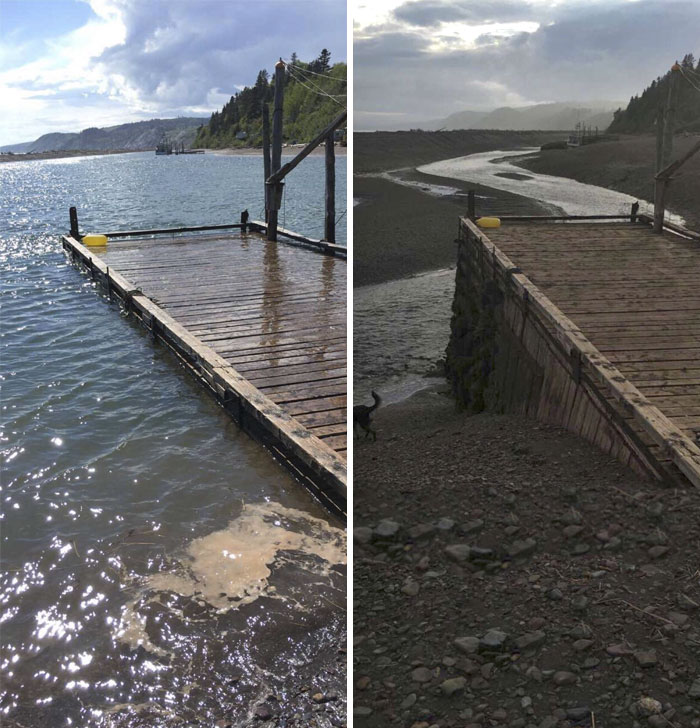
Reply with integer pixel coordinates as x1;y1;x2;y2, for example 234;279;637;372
411;666;433;683
353;706;373;717
461;518;484;534
408;523;436;540
572;639;594;651
454;636;480;654
561;509;583;525
648;545;669;559
401;580;420;596
566;707;590;721
515;630;547;651
563;525;585;538
400;693;417;709
552;671;577;686
440;677;467;696
607;643;633;656
634;650;658;668
374;519;400;538
688;678;700;699
445;544;471;562
508;538;537;558
437;517;455;531
480;628;508;650
354;527;373;544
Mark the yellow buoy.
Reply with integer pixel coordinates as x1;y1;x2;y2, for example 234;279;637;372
476;217;501;229
82;234;108;247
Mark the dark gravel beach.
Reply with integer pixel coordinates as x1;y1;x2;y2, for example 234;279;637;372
354;388;700;728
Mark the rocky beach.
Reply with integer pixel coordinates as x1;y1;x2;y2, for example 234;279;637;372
353;388;700;728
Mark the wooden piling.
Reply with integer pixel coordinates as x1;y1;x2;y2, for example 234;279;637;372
325;133;335;243
267;60;285;242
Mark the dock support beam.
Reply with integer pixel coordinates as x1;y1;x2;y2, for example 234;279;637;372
325;133;335;243
267;59;285;242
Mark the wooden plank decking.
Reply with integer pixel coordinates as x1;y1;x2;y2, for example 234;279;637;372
61;227;347;512
470;218;700;487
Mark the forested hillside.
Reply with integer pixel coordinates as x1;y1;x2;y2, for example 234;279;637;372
193;50;346;149
608;53;700;133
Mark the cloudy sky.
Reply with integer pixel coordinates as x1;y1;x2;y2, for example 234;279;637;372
355;0;700;130
0;0;346;146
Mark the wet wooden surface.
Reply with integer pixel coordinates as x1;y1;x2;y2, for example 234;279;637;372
487;222;700;448
96;231;347;457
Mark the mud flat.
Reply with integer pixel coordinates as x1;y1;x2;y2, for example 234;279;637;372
516;134;700;230
354;388;700;728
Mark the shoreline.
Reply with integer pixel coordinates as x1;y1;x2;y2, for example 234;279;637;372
208;144;347;157
0;149;142;164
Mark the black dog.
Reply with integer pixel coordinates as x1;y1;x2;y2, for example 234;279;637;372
354;391;381;440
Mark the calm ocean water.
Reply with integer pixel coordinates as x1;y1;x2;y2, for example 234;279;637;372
0;151;346;726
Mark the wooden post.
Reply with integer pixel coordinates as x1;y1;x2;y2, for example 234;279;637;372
662;63;680;169
324;133;335;243
267;59;285;241
69;206;80;240
654;62;681;233
262;104;271;222
467;190;476;221
630;201;639;223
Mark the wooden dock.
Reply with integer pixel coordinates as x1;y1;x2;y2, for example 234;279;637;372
62;222;347;513
447;215;700;489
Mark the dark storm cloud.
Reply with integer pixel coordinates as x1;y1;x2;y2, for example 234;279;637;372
96;0;346;109
393;0;535;27
355;0;700;129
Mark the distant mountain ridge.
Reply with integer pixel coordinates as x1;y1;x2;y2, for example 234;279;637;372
400;102;621;132
0;117;207;154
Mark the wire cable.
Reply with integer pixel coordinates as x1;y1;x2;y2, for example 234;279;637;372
286;61;347;84
286;66;346;107
679;66;700;95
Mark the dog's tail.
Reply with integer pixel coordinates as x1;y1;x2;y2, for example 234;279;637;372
369;390;382;413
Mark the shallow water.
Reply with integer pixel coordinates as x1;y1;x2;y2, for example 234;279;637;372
419;148;684;223
0;152;346;726
353;269;454;404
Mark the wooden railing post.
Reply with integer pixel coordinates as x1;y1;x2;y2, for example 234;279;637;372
69;206;80;240
630;201;639;223
267;59;285;241
467;190;476;221
262;104;271;223
325;132;335;243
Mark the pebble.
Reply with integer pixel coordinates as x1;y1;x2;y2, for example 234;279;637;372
411;667;433;683
563;525;585;538
688;678;700;699
454;636;480;654
354;527;373;544
552;671;577;686
461;519;484;534
374;519;400;538
254;705;273;720
648;545;669;559
508;538;537;558
572;639;594;651
515;630;547;651
445;544;471;562
409;524;436;540
634;649;658;668
607;643;633;656
440;677;467;695
637;696;663;715
400;693;417;709
437;517;455;530
566;707;589;721
356;676;371;690
354;706;373;717
480;628;508;650
401;580;420;596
